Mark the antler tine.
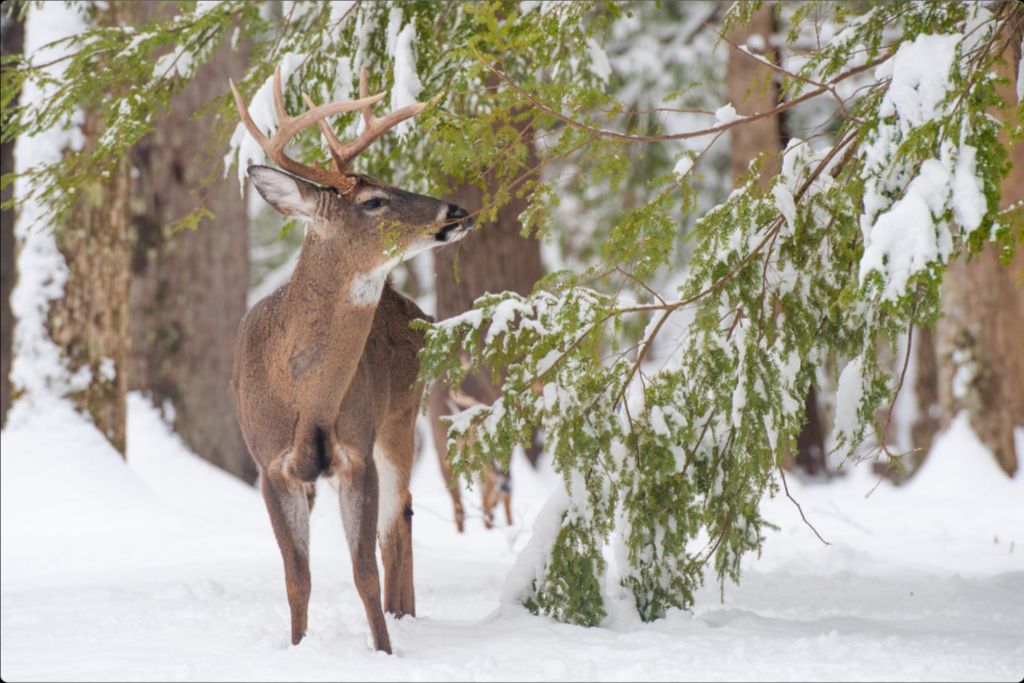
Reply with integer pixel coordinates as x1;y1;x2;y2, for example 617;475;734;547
302;91;346;173
359;64;374;128
322;65;429;172
272;66;288;124
229;67;386;187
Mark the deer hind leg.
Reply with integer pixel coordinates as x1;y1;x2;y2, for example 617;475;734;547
501;473;513;526
375;413;416;618
481;467;498;529
336;445;391;654
428;385;464;532
492;460;513;526
260;466;311;646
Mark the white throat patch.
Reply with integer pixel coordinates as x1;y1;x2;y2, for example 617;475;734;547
348;259;398;307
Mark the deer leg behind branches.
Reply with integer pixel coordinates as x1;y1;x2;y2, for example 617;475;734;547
429;384;465;532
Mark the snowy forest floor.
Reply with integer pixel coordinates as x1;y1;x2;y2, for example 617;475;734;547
2;394;1022;682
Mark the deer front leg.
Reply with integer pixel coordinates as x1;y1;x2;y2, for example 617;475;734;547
259;467;312;646
337;449;391;654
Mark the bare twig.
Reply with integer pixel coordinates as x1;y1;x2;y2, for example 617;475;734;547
778;466;831;545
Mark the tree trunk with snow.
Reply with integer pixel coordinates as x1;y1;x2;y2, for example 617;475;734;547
47;116;132;455
726;4;827;474
935;26;1023;477
127;2;254;483
1;8;24;428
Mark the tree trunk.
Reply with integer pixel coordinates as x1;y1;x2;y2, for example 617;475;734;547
127;2;254;482
726;4;782;186
726;4;827;475
935;25;1023;477
430;123;546;469
909;326;940;468
48;116;132;454
1;7;24;428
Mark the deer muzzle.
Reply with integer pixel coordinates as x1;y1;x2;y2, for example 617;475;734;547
435;204;473;242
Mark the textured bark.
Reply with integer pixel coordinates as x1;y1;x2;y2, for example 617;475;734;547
431;124;546;467
48;117;132;454
935;27;1023;477
128;3;254;482
1;7;23;428
793;386;826;475
725;4;782;186
909;326;940;468
727;5;827;474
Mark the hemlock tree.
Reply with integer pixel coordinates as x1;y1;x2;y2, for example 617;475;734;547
723;3;828;477
417;0;1023;624
2;0;1021;627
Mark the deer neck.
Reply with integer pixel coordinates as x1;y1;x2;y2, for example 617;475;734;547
278;231;388;426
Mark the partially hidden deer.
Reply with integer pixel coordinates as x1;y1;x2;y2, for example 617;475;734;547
428;373;512;533
230;65;473;654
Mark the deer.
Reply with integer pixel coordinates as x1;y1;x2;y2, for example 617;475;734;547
428;374;513;533
229;64;473;654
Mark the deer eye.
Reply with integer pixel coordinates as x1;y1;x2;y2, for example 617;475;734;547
360;198;385;210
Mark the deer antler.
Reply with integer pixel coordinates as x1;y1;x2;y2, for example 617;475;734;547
232;65;428;192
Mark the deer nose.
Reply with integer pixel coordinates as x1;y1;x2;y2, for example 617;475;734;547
446;204;469;222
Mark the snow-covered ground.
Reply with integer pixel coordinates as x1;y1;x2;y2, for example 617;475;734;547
2;395;1022;681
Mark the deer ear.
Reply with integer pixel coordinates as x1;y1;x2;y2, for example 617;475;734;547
248;166;318;218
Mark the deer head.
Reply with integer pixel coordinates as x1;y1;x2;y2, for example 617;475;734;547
231;65;472;306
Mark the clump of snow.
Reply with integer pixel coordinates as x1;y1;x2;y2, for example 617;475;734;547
874;34;960;130
951;143;985;234
673;155;694;179
225;51;307;193
714;103;743;125
385;4;404;56
485;297;533;346
390;19;423;137
1018;33;1023;101
98;357;116;382
859;159;953;299
328;0;356;26
587;38;612;81
194;0;222;15
831;355;864;448
152;45;194;80
857;31;992;302
951;348;977;400
9;1;88;420
501;485;570;608
746;33;766;52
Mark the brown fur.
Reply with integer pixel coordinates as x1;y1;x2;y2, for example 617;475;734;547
233;166;470;653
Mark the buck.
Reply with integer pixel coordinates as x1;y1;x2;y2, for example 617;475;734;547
230;65;472;654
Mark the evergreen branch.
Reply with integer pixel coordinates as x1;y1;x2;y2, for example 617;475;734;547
473;45;893;144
